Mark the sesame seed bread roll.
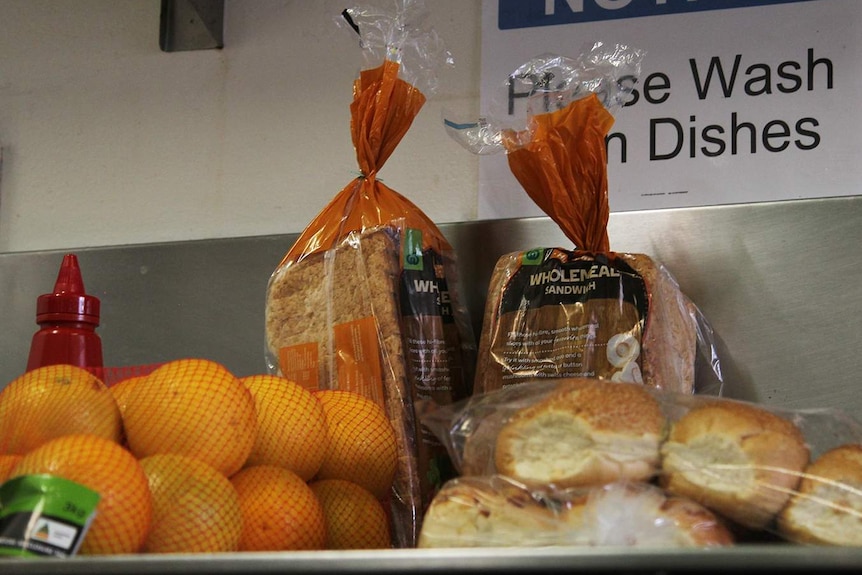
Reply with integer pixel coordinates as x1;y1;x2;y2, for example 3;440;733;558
659;400;810;530
494;378;666;489
777;443;862;546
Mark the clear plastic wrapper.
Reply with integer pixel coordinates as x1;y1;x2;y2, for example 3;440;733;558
335;0;453;97
418;377;862;547
264;0;475;548
444;42;643;156
445;44;723;396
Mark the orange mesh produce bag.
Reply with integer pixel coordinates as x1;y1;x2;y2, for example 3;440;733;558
0;359;257;555
265;1;476;548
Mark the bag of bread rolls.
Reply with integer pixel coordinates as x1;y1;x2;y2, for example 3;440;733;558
418;377;862;546
264;2;476;548
445;45;723;396
418;474;734;549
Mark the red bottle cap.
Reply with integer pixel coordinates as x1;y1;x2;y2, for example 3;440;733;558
35;254;101;325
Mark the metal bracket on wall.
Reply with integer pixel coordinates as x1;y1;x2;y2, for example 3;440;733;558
159;0;224;52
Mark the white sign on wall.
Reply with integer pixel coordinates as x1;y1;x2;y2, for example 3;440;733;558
478;0;862;219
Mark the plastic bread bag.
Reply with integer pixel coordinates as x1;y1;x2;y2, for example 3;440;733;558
445;44;723;396
264;0;476;548
417;377;862;546
418;474;734;549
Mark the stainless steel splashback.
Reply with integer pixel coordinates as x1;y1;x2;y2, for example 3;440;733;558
1;196;859;413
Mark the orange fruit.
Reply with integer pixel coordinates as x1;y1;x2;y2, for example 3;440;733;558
110;374;147;415
309;478;391;549
0;454;23;483
0;364;122;454
315;389;398;499
122;358;258;476
230;464;326;551
139;453;243;553
110;375;148;448
11;433;153;555
240;374;329;480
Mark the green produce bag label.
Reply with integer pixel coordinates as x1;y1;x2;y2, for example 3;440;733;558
0;474;100;558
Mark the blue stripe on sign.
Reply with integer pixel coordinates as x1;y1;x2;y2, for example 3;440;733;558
497;0;819;29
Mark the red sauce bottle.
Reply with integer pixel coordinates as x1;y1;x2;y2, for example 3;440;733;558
25;254;103;372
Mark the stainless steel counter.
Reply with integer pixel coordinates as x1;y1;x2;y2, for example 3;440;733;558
2;545;862;574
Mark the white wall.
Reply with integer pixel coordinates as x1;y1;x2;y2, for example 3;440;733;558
0;0;482;253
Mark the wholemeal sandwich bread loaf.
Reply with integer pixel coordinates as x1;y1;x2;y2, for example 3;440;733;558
266;228;405;405
466;52;712;397
265;15;478;546
493;378;667;489
266;227;422;545
417;475;733;548
266;223;476;548
659;400;810;530
265;229;415;471
474;250;699;396
777;443;862;546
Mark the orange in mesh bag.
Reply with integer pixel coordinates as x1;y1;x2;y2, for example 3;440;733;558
121;358;258;477
264;3;476;549
240;374;330;481
10;433;153;555
231;464;327;551
0;364;124;455
446;45;722;396
139;453;243;553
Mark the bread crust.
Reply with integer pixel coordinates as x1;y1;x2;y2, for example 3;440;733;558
619;253;697;393
659;400;809;530
493;378;666;488
777;443;862;545
417;476;570;548
265;228;422;547
657;494;736;547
